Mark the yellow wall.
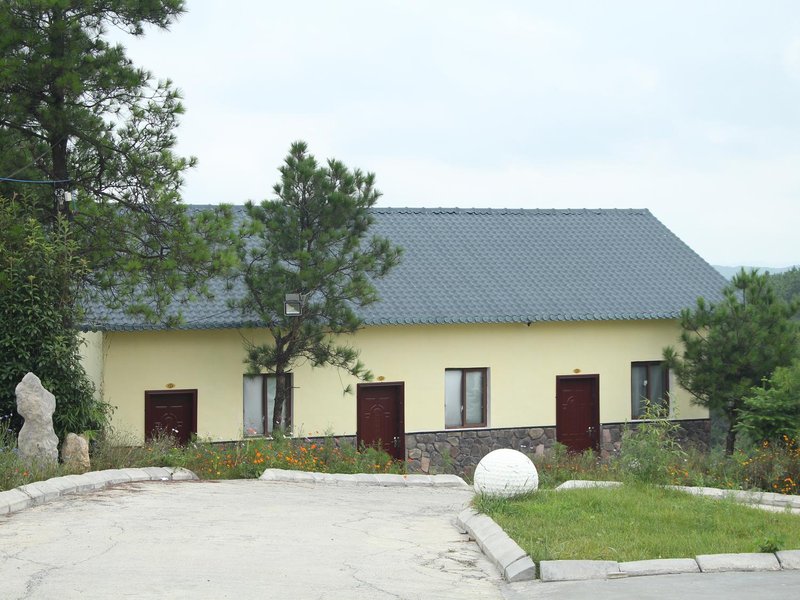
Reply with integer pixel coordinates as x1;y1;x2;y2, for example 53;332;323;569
78;331;105;400
100;320;706;443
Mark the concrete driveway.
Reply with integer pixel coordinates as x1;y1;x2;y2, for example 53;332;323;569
0;479;503;599
2;479;800;599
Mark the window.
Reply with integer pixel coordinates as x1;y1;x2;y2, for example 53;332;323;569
631;361;669;419
243;373;292;436
445;368;487;428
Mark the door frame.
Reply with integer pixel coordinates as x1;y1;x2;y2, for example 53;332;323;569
144;388;198;442
356;381;405;459
555;374;600;452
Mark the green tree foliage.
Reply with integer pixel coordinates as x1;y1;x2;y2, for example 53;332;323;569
769;267;800;310
0;197;111;438
664;270;799;455
737;361;800;443
0;0;236;324
234;142;403;431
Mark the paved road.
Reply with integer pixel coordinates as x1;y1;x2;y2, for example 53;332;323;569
502;570;800;599
0;480;502;599
1;480;799;599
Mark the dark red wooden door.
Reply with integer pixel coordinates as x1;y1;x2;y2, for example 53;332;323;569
357;383;404;460
556;376;599;453
144;390;197;445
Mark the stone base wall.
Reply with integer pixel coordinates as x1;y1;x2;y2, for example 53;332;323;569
406;419;710;476
304;419;710;477
405;427;557;477
303;435;357;449
599;419;711;459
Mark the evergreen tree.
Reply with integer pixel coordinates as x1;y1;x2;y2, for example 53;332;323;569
770;267;800;311
0;1;235;325
235;142;402;432
664;270;799;454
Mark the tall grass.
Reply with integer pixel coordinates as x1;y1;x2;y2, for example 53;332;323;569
530;405;800;496
0;420;71;491
89;429;403;481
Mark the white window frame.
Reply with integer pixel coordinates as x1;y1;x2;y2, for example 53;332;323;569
445;367;489;429
243;373;292;436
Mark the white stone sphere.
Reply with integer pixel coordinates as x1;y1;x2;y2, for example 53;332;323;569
473;449;539;498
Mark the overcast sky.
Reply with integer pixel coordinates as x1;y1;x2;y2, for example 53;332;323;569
117;0;800;267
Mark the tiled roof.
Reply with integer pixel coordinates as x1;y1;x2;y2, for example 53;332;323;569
83;207;728;331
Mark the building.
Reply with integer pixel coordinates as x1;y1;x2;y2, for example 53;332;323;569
81;207;726;473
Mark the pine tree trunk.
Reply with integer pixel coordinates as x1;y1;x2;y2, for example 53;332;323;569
52;137;70;218
272;365;286;433
725;424;737;455
48;7;72;220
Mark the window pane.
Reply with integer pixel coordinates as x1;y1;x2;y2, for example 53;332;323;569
243;376;264;436
445;370;462;427
266;376;277;433
648;364;666;408
631;364;647;418
465;370;485;425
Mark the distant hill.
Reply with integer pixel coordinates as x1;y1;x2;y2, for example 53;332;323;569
713;265;797;280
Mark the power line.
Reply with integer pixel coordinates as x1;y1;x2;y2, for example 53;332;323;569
1;135;70;180
0;177;71;184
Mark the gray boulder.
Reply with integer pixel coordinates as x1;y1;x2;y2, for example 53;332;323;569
61;433;90;471
16;373;59;465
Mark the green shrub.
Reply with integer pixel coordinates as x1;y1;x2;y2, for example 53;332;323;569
737;361;800;444
0;197;111;439
618;401;686;485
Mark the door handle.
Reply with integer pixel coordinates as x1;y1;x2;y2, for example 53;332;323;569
392;436;400;448
586;426;595;436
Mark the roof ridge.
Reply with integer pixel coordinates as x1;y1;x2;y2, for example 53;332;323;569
354;207;650;215
185;204;651;216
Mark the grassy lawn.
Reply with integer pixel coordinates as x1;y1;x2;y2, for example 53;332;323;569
475;484;800;562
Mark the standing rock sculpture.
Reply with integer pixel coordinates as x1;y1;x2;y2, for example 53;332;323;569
61;433;91;471
15;372;59;465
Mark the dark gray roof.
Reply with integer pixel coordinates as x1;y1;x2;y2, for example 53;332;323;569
84;207;728;331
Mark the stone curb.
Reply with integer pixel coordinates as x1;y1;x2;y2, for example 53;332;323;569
555;480;622;490
696;553;781;573
667;485;800;510
0;467;199;516
619;558;700;577
258;468;470;489
456;508;536;582
467;482;800;583
540;560;620;582
776;550;800;569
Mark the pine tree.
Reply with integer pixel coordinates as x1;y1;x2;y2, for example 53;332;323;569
0;1;235;325
664;270;799;454
0;1;235;434
770;267;800;310
234;142;402;432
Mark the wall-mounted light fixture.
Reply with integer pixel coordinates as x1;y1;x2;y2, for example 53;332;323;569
284;293;303;316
